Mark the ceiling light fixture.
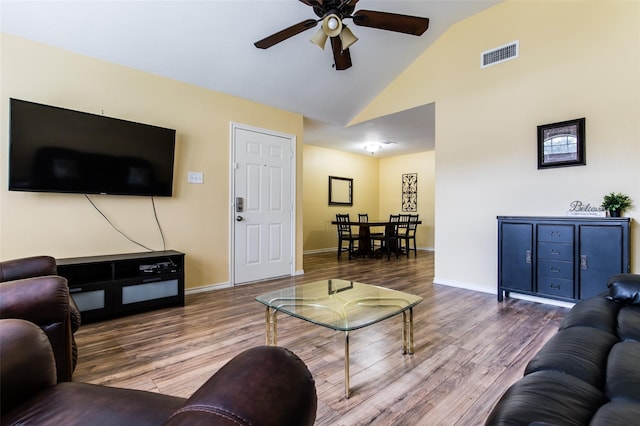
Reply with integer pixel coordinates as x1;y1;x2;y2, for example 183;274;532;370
364;143;383;155
311;13;358;51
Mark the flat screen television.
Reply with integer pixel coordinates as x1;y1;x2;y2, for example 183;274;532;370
9;98;176;197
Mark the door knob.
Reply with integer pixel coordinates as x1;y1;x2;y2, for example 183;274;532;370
236;216;244;222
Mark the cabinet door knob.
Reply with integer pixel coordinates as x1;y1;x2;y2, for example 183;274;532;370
525;250;532;264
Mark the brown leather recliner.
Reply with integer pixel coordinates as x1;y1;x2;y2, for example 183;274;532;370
1;319;317;426
0;256;81;382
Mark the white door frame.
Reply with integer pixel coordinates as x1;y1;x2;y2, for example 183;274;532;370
229;122;296;286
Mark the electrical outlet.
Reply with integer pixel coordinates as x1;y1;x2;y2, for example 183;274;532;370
187;172;204;184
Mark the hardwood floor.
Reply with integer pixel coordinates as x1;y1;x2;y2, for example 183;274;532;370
73;251;568;425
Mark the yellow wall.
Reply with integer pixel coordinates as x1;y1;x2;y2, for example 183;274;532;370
302;145;380;252
354;1;640;292
379;152;435;250
302;146;436;252
0;34;304;290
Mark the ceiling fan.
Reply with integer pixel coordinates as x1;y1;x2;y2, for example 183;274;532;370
254;0;430;71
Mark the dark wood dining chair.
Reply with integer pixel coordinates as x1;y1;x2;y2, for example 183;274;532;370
399;214;419;257
336;214;358;260
371;214;400;260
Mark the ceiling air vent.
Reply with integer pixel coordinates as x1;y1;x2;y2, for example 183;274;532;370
481;41;519;68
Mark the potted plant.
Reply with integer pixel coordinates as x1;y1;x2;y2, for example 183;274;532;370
601;192;633;217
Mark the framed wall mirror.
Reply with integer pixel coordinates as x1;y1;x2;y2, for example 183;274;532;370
328;176;353;206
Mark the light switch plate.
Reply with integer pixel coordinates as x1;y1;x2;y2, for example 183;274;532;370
187;172;204;184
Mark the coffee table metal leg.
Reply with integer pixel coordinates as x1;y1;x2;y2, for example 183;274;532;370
401;308;414;355
345;330;350;399
265;307;278;346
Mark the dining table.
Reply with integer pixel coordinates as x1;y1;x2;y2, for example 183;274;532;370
331;218;422;257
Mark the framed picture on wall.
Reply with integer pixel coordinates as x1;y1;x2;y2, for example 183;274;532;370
537;118;586;169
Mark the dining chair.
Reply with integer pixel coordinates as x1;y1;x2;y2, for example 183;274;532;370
336;214;358;260
371;214;400;260
399;214;419;257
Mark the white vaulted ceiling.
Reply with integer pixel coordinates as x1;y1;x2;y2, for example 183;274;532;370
1;0;499;157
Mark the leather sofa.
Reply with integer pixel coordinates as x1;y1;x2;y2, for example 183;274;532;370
0;256;81;382
1;318;317;425
486;273;640;425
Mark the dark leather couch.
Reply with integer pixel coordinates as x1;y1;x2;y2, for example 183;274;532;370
486;273;640;425
1;318;317;426
0;256;81;382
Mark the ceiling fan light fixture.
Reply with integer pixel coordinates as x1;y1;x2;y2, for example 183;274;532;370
339;25;358;50
364;143;383;155
310;28;329;49
322;14;342;37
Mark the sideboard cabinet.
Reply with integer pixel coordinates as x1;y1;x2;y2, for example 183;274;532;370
497;216;630;303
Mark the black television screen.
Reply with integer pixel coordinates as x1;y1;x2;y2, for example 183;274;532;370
9;98;176;197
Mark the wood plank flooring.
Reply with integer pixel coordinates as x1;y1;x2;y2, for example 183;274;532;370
73;251;569;425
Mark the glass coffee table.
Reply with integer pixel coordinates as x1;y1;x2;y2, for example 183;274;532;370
255;279;423;398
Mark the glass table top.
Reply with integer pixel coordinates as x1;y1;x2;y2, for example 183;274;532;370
255;279;423;332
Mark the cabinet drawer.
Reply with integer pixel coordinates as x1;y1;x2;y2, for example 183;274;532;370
122;279;179;305
537;276;574;298
70;289;106;312
537;259;573;280
537;242;573;261
538;225;573;243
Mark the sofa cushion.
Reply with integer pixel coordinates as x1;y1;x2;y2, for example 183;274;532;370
590;401;640;426
525;326;618;389
560;296;621;335
608;274;640;305
605;341;640;402
485;370;607;426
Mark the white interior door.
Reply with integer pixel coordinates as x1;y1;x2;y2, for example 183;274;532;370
232;124;294;284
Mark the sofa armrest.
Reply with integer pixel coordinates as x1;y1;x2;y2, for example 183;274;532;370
0;256;57;282
0;319;57;413
608;274;640;305
0;276;73;382
0;276;69;324
164;346;317;426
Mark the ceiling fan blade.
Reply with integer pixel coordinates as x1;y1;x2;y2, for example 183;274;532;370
330;36;352;71
352;10;429;36
254;19;318;49
299;0;323;7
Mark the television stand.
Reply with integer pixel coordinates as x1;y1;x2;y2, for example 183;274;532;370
56;250;185;323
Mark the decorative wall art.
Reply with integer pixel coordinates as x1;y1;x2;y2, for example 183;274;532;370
402;173;417;212
537;118;586;169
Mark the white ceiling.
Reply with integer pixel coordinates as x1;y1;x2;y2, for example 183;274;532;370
1;0;498;158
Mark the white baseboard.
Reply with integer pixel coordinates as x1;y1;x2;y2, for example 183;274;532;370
185;281;231;295
303;247;434;255
185;269;305;295
433;277;574;308
303;248;335;255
